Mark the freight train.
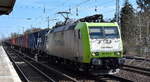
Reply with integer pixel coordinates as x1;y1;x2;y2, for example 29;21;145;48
5;14;124;74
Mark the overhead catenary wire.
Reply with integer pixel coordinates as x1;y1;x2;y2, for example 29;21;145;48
1;0;124;38
2;0;117;25
70;0;115;16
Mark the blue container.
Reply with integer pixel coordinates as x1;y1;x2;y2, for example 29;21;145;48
37;29;49;49
28;29;49;49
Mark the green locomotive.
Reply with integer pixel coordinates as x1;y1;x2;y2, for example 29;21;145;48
46;14;124;74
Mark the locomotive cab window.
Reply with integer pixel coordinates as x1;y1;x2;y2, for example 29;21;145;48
89;27;103;39
103;27;119;38
89;26;119;39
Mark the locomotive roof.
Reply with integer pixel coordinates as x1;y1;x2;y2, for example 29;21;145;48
85;22;119;26
50;14;118;33
74;22;119;30
51;22;119;33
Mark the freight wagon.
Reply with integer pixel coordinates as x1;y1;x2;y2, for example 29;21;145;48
9;29;49;51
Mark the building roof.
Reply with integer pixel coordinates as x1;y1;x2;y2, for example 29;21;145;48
0;0;16;15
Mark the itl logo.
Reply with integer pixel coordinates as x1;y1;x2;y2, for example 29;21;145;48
103;39;112;44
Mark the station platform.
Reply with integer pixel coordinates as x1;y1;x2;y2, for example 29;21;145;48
0;46;21;82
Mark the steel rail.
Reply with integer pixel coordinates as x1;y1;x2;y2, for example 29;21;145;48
12;48;79;82
123;65;150;72
4;46;30;82
14;52;56;82
5;46;55;82
122;65;150;76
124;56;150;62
106;75;133;82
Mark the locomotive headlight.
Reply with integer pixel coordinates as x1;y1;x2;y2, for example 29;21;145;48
116;52;120;55
92;53;95;56
91;52;99;56
115;52;121;56
92;59;102;65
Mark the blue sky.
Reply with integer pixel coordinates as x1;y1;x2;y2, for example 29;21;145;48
0;0;137;39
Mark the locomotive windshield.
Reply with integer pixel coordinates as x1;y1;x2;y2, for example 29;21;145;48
89;26;119;39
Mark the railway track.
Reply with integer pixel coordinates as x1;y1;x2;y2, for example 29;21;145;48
42;60;133;82
4;46;55;82
4;46;78;82
123;56;150;76
3;44;133;82
124;56;150;62
122;65;150;76
102;75;133;82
